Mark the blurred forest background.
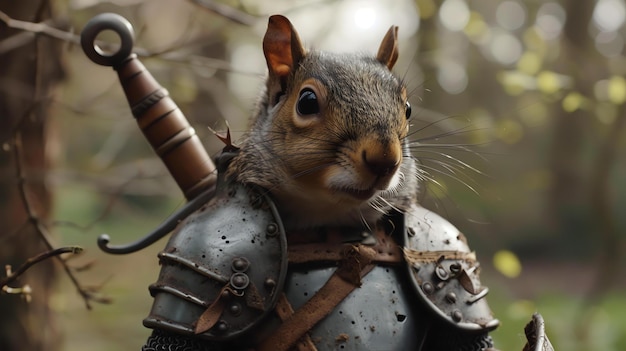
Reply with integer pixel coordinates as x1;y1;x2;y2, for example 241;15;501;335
1;0;625;350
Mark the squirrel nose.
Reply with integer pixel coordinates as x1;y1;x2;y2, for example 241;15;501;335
362;147;400;177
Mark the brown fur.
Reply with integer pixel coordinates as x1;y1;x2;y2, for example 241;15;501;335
227;15;419;229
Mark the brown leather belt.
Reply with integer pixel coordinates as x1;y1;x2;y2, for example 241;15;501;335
258;229;403;351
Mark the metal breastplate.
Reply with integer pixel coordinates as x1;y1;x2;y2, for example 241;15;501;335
276;218;498;351
284;265;426;350
142;192;500;350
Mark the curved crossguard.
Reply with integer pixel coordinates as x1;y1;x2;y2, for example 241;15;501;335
81;13;218;253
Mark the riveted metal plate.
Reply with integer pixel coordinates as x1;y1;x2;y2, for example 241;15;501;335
143;182;287;340
401;204;500;332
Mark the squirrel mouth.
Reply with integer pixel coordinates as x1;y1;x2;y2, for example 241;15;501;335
336;187;377;201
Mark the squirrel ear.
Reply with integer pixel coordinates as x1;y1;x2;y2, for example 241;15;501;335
263;15;306;93
376;25;399;70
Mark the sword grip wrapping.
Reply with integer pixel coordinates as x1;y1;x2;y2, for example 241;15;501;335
115;55;216;200
81;13;216;200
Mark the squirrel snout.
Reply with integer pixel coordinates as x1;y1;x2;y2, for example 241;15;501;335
361;143;401;178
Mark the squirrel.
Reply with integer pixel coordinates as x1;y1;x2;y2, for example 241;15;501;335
227;15;419;229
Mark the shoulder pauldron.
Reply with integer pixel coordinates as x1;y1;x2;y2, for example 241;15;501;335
400;204;500;332
143;181;288;340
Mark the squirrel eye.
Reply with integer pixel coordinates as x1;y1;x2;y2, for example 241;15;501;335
405;101;412;119
297;88;320;115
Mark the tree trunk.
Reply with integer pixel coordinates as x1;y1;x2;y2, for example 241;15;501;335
0;1;64;350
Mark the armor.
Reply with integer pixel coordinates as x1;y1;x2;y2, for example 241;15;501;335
523;313;555;351
264;210;498;351
403;203;500;331
142;188;498;350
79;13;556;351
143;179;288;341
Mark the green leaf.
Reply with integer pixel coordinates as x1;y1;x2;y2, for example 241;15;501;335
497;71;533;96
536;70;561;94
562;92;584;112
608;75;626;105
464;11;488;41
493;249;522;278
517;51;542;75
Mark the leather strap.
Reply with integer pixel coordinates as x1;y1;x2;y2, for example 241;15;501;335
288;229;403;266
194;285;230;334
274;294;317;351
257;245;375;351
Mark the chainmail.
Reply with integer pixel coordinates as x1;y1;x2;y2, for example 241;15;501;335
141;330;222;351
423;326;496;351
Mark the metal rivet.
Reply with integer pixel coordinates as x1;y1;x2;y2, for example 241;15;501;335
216;320;229;332
231;257;250;272
421;282;434;295
451;310;463;322
266;223;278;237
445;292;457;304
264;278;276;290
229;303;242;316
230;272;250;290
449;262;462;274
435;265;449;280
220;289;230;298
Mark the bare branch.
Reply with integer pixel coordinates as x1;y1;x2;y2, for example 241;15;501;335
12;132;103;309
0;10;78;54
0;246;83;290
0;9;247;75
187;0;258;26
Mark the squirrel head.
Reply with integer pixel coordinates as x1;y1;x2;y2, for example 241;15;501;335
229;15;417;228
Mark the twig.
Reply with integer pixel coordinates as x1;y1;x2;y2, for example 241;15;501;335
187;0;258;26
12;132;98;309
0;9;245;74
0;10;78;53
0;9;127;56
188;0;341;22
0;246;83;289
